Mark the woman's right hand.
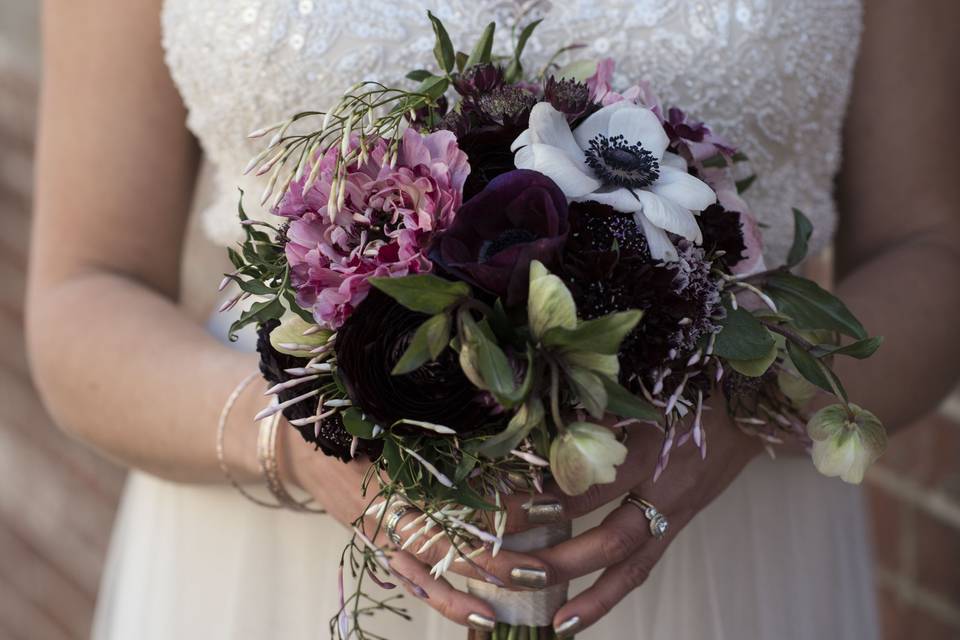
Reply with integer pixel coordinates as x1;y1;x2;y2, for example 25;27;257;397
279;423;556;632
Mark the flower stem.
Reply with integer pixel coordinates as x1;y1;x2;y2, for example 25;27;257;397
549;361;565;432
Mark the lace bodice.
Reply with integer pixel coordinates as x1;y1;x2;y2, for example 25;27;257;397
161;0;862;266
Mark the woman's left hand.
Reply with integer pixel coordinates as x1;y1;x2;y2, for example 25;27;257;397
503;410;764;637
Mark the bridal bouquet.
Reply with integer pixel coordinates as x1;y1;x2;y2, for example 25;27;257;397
224;13;887;639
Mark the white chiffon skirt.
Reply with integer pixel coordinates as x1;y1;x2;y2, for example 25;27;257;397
91;319;880;640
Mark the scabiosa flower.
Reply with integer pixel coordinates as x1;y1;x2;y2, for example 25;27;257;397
511;101;716;261
335;290;495;433
563;203;724;383
277;128;470;328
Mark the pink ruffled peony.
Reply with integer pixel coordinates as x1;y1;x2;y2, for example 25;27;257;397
277;128;470;328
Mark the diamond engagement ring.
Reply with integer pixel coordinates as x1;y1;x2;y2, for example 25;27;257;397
623;495;669;540
385;504;417;546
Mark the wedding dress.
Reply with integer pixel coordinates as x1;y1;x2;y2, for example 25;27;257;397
91;1;879;638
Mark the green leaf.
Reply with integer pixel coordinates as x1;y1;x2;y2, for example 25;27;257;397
406;69;434;82
714;306;777;361
427;11;456;73
564;350;619;379
228;296;284;341
425;313;452;359
439;484;497;511
455;51;469;73
504;19;543;83
478;397;544;459
728;341;779;377
341;408;377;439
766;272;867;340
282;289;316;324
227;247;245;270
810;336;883;360
391;320;434;375
454;454;478;483
786;341;848;401
225;275;275;296
785;209;813;269
370;274;470;314
566;367;607;420
601;378;661;422
701;154;728;169
735;174;757;194
544;310;643;355
461;314;516;400
465;22;496;68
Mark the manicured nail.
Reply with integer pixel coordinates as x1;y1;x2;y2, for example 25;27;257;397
554;615;581;638
524;500;564;524
467;613;496;631
510;566;548;589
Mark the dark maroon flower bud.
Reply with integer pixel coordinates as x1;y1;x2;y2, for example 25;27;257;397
433;169;569;306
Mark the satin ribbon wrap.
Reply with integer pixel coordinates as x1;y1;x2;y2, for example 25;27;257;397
466;522;572;626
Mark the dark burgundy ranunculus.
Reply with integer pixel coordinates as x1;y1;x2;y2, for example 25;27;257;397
433;169;569;306
335;289;495;434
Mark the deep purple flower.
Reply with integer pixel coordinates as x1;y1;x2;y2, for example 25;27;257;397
434;169;569;305
453;64;505;98
335;289;495;433
663;106;736;163
543;76;595;123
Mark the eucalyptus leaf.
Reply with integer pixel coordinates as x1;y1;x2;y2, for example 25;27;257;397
427;11;456;73
370;275;469;314
785;209;813;269
465;22;496;68
341;408;377;439
787;340;848;401
504;19;543;82
544;310;643;355
601;378;661;422
728;341;779;378
478;397;544;459
566;366;607;420
406;69;434;82
714;306;776;361
766;272;867;340
810;336;883;360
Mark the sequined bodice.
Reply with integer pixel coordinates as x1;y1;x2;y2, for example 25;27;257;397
161;0;862;266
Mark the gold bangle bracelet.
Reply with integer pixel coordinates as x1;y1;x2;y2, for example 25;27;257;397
257;412;326;514
217;372;285;509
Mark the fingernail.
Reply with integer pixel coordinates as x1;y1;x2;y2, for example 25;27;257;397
524;500;564;524
510;566;548;589
467;613;496;631
554;615;581;638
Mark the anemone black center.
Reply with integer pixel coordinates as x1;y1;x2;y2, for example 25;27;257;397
585;134;660;190
479;228;536;262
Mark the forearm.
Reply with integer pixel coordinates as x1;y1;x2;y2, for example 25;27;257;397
832;230;960;432
26;269;266;483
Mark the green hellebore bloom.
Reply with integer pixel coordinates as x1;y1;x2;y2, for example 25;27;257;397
808;404;887;484
269;314;332;357
549;422;628;496
528;260;577;341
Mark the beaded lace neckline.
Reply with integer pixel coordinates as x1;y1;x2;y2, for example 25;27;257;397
161;0;862;266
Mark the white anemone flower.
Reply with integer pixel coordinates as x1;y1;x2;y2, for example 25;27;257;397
511;101;716;261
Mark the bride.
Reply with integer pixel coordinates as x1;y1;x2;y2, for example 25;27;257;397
27;1;960;638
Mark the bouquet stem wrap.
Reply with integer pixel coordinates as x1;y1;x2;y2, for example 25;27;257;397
467;522;572;626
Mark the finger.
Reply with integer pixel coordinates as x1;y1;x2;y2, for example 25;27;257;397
387;550;498;633
550;539;669;638
371;504;559;590
536;500;681;583
501;424;664;533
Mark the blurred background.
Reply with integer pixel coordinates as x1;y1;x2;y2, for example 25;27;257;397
1;3;959;639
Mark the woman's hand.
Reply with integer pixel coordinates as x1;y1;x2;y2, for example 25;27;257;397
279;424;558;632
503;411;763;637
